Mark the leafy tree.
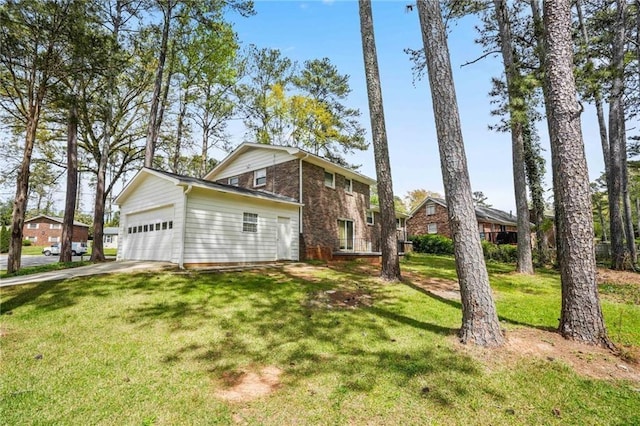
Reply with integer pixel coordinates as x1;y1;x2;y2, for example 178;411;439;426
416;0;503;346
543;0;610;347
472;191;492;207
359;0;401;281
404;188;443;212
239;45;295;145
292;58;368;165
0;0;77;273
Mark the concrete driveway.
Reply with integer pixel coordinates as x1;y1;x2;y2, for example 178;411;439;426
0;254;92;269
0;260;175;287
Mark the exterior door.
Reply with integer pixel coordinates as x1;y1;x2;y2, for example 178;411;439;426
277;217;292;260
338;219;354;251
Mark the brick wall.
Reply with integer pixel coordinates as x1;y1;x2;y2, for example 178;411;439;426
406;202;452;238
22;218;89;246
214;159;300;200
300;162;370;260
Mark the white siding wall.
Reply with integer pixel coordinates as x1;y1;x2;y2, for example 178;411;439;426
213;149;294;180
183;189;299;264
117;173;184;262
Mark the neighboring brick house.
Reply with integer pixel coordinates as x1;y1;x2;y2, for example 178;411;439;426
407;197;518;244
22;215;90;246
205;143;404;260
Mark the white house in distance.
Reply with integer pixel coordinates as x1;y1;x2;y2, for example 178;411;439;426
114;168;301;267
103;227;119;249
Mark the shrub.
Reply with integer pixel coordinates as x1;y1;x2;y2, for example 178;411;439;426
22;239;32;247
482;240;517;263
0;225;9;253
409;234;454;255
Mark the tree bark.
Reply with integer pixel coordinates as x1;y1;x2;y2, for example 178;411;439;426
61;99;79;263
7;103;41;273
144;0;173;167
417;0;503;346
358;0;401;281
608;0;628;269
543;0;611;347
493;0;534;274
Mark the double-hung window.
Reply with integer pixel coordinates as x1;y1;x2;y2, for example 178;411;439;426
228;176;239;186
427;223;438;234
344;178;352;194
324;170;335;188
243;212;258;233
254;169;266;187
426;203;436;215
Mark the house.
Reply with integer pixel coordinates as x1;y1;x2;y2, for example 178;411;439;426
406;197;518;244
103;227;119;249
22;215;90;246
114;168;301;267
115;142;407;267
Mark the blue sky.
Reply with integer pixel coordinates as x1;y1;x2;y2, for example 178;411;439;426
222;0;607;213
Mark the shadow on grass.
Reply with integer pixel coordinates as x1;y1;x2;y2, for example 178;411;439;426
401;277;557;333
1;280;64;313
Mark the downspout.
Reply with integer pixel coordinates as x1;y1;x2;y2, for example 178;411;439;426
299;154;309;234
179;184;193;269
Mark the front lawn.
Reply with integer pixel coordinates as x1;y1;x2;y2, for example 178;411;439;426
1;255;638;425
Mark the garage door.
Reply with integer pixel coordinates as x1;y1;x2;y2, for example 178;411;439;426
123;206;175;261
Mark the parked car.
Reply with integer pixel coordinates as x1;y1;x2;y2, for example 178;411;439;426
42;242;88;256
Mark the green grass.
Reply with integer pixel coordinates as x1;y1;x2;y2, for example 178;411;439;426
0;261;93;279
19;245;45;255
1;255;638;425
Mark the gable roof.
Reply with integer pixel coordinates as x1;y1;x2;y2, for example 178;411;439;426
114;167;303;207
409;196;518;226
204;142;377;186
24;215;90;228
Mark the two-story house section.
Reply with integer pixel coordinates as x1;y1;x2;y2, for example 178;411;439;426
204;143;377;260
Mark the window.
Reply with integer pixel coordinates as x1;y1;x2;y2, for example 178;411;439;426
104;235;113;243
228;176;239;186
366;210;374;225
396;218;405;229
155;223;160;231
254;168;266;186
27;223;38;229
143;225;148;232
427;223;437;234
338;219;354;250
162;222;167;230
343;177;352;193
25;236;37;242
149;223;154;232
426;203;436;215
132;227;137;234
49;236;60;243
324;170;335;188
168;221;173;229
128;227;132;234
49;223;62;230
243;212;258;232
137;225;142;233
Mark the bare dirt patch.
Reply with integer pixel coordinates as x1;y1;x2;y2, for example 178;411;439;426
214;366;282;403
307;289;373;309
597;268;640;286
456;328;640;384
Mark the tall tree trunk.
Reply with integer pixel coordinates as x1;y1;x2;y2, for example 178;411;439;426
416;0;503;346
493;0;534;274
575;0;611;178
144;1;172;167
608;0;628;269
530;0;561;265
358;0;401;281
7;103;41;273
61;99;79;263
172;89;188;173
598;201;608;242
523;120;548;265
543;0;611;347
91;104;110;262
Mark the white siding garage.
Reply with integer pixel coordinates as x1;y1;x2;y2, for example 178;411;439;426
115;168;301;267
123;205;175;261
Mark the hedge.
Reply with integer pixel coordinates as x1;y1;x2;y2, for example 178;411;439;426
409;233;518;263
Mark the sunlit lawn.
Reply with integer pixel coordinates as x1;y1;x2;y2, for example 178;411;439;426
1;254;638;425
